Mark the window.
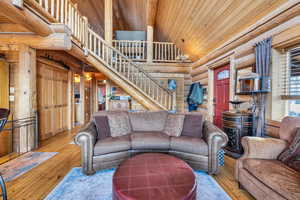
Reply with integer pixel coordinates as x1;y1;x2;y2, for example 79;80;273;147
282;47;300;116
217;70;229;80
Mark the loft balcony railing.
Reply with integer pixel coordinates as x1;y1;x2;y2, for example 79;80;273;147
25;0;185;63
112;40;185;63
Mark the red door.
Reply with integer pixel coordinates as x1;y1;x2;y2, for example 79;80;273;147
214;64;230;129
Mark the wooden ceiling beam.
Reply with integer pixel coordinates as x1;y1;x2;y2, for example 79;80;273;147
146;0;159;26
0;33;71;50
0;0;53;36
0;23;30;32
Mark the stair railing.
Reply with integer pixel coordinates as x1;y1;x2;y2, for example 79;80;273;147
88;29;175;110
28;0;89;47
25;0;176;110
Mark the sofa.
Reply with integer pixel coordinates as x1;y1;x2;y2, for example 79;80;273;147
236;116;300;200
75;111;228;175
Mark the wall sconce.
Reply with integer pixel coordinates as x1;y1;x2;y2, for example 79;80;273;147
74;74;80;83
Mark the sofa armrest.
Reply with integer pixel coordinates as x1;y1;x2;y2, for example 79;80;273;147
202;121;228;174
235;136;288;181
74;122;97;175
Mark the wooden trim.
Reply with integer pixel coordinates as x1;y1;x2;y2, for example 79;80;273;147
281;95;300;100
37;57;68;71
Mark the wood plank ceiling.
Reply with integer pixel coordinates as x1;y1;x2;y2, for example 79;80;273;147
72;0;288;61
155;0;288;61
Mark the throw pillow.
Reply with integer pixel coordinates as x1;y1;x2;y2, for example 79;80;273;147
164;114;185;137
107;112;132;137
278;127;300;172
93;115;111;140
181;114;204;138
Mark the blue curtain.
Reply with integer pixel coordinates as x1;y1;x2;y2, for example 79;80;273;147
254;37;272;137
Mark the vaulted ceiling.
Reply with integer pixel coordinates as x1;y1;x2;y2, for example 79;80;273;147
73;0;288;61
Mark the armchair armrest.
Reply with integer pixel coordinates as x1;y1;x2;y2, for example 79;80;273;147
74;122;98;175
235;136;288;181
202;121;228;174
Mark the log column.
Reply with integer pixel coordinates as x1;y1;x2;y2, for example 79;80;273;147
105;80;111;110
147;26;154;63
15;44;37;152
105;0;113;45
79;74;85;125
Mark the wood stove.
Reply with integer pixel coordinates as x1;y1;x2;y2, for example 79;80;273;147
222;111;253;158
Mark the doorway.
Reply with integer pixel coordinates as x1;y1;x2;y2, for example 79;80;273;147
0;60;12;157
213;64;230;129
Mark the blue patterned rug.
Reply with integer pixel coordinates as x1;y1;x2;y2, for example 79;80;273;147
0;152;58;182
45;168;231;200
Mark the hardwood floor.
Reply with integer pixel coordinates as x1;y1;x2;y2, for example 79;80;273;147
2;128;254;200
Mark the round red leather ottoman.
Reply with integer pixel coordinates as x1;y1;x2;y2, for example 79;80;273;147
113;153;196;200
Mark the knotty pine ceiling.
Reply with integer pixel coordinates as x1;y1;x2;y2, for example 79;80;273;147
71;0;288;61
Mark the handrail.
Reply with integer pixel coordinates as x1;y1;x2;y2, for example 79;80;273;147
24;0;176;110
89;29;173;94
88;29;175;110
26;0;88;47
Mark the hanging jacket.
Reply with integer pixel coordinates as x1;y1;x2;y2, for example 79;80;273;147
187;83;204;111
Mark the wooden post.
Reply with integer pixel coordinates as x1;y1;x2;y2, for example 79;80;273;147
79;74;85;125
105;0;113;45
229;55;236;110
147;25;153;63
207;69;214;122
105;79;111;110
91;77;98;113
67;71;74;130
172;91;177;111
15;45;37;153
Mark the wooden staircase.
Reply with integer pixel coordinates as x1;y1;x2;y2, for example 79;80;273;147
21;0;176;111
86;29;176;111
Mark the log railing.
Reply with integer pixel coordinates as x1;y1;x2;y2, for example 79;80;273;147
112;40;147;61
26;0;88;46
89;29;175;110
153;42;184;62
112;40;185;62
24;0;176;110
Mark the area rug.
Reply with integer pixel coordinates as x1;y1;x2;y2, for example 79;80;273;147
0;152;58;182
45;168;231;200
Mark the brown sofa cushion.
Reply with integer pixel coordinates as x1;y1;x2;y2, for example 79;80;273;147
164;114;185;137
181;114;203;138
94;135;131;156
279;128;300;172
128;111;168;132
130;132;170;150
170;136;208;155
279;117;300;143
93;116;111;140
107;112;132;137
243;159;300;200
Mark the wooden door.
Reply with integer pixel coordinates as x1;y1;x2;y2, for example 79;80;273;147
37;60;68;140
0;60;12;156
214;64;230;129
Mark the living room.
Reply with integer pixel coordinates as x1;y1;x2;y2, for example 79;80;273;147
0;0;299;200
